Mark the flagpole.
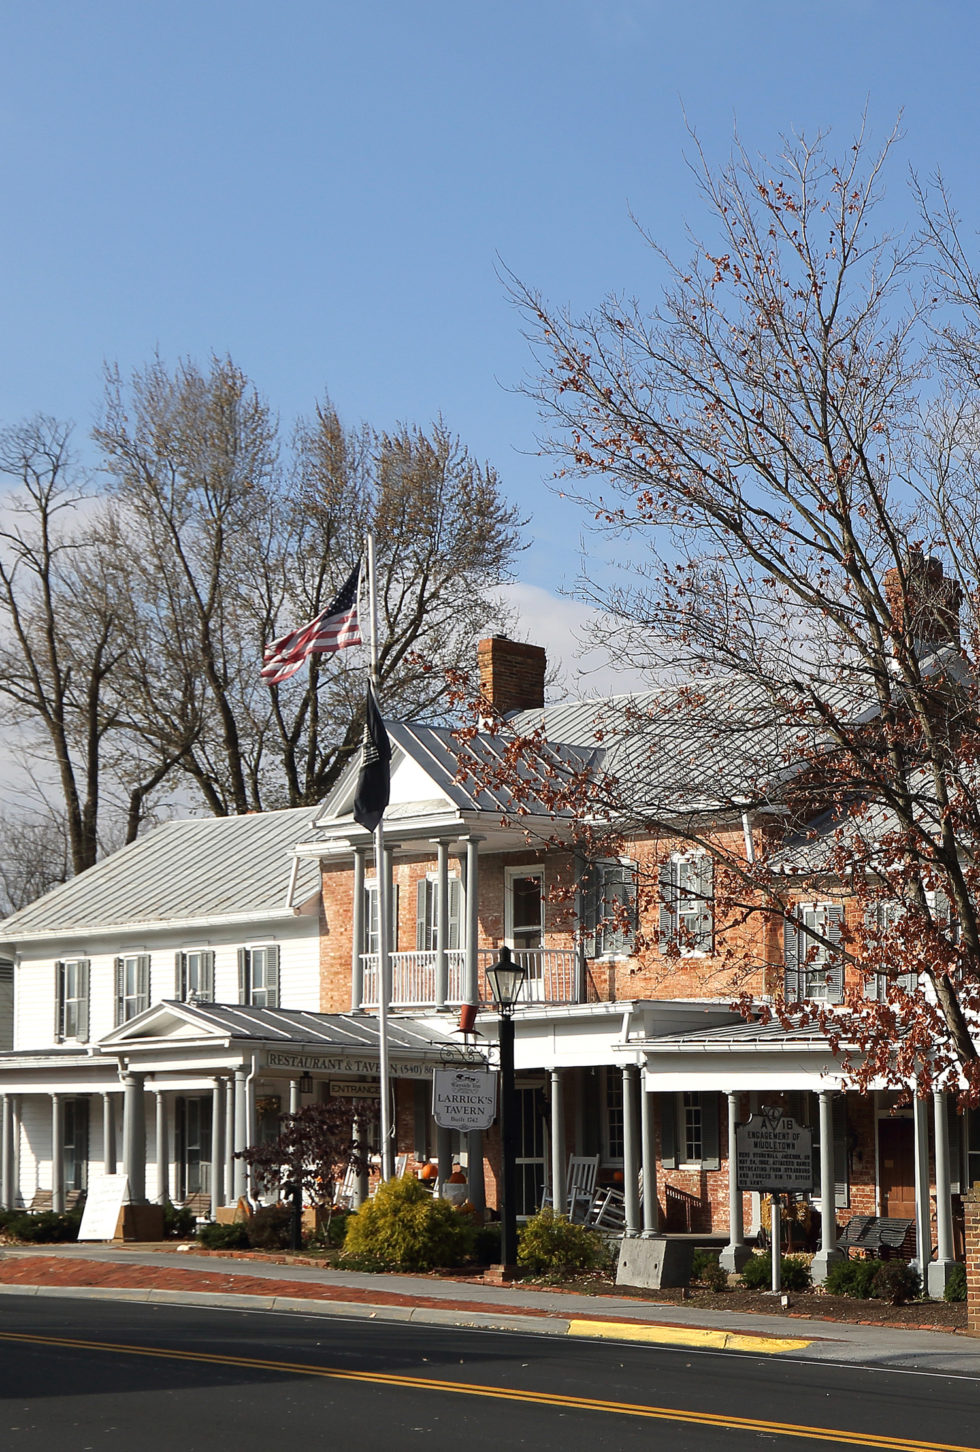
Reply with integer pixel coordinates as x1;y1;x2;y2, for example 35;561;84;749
367;532;394;1182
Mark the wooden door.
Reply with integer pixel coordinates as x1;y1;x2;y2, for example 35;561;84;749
878;1118;915;1217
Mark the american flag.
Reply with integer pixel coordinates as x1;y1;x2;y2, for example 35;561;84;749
261;563;363;686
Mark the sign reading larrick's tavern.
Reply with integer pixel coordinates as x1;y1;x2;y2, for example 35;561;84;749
735;1111;813;1192
432;1068;497;1131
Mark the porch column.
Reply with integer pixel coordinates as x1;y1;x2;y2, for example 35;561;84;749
640;1083;659;1236
50;1094;65;1213
436;1124;453;1193
463;837;482;1005
466;1129;485;1214
289;1079;301;1114
622;1066;641;1237
155;1091;168;1205
351;847;366;1011
224;1078;235;1204
913;1093;932;1278
434;838;450;1010
121;1072;147;1203
550;1069;566;1213
928;1091;957;1297
720;1090;749;1271
232;1067;248;1201
352;1115;369;1208
811;1089;843;1284
102;1092;117;1175
1;1095;13;1209
211;1079;224;1214
10;1096;21;1209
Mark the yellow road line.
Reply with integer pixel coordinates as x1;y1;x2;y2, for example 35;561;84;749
568;1316;813;1353
0;1330;975;1452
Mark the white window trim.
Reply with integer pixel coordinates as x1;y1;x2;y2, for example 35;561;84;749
664;852;713;958
504;865;544;950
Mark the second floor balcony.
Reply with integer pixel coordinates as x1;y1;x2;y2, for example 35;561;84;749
358;946;578;1010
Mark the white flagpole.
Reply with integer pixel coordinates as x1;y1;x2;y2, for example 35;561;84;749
367;532;394;1182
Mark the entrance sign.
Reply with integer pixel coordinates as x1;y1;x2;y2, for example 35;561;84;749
329;1080;381;1098
432;1068;497;1131
735;1111;813;1192
78;1174;130;1240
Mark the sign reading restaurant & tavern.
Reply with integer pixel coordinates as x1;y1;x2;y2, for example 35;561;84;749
432;1068;497;1131
735;1111;813;1192
265;1050;431;1078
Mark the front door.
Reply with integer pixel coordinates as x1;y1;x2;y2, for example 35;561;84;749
878;1117;915;1217
514;1084;547;1217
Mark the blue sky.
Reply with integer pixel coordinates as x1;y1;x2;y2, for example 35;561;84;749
2;1;978;686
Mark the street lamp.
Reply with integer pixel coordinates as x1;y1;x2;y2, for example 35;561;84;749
487;946;527;1269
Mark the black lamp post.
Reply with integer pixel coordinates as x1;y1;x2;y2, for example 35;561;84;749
487;946;527;1269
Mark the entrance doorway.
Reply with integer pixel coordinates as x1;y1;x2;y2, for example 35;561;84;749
878;1117;915;1218
514;1083;546;1217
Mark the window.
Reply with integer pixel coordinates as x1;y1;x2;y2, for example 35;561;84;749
863;902;918;1000
660;1091;720;1170
238;945;280;1007
63;1098;89;1192
365;881;400;955
659;855;713;953
175;1095;212;1199
584;860;638;957
174;949;215;1002
783;903;844;1003
55;959;90;1041
602;1069;624;1163
416;876;463;951
114;954;150;1025
507;868;544;950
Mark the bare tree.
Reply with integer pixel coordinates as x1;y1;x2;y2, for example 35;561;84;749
498;120;980;1100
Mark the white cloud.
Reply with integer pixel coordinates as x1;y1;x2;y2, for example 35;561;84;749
495;581;651;699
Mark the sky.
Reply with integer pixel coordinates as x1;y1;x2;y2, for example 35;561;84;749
2;1;980;694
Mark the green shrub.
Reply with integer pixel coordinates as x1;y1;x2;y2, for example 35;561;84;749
6;1208;83;1243
163;1202;196;1239
871;1260;920;1305
197;1220;250;1250
690;1249;728;1292
246;1205;293;1250
823;1258;879;1299
471;1222;502;1265
944;1264;967;1303
740;1252;810;1291
517;1208;603;1275
341;1175;474;1272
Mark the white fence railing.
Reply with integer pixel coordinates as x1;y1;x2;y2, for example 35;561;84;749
359;947;577;1009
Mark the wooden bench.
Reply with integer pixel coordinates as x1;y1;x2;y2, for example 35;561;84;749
838;1214;916;1260
28;1189;84;1213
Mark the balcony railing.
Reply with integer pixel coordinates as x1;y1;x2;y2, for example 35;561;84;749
359;946;577;1009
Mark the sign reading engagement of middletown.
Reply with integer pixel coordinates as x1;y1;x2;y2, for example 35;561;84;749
432;1067;497;1131
735;1111;813;1192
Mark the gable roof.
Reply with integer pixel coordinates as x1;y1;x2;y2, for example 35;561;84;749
0;806;322;944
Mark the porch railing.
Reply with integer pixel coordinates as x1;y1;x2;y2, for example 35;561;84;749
359;946;577;1009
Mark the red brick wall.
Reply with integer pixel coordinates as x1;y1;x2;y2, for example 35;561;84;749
477;636;546;715
964;1184;980;1332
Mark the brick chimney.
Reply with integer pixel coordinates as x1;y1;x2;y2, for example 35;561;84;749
477;635;546;715
883;549;961;649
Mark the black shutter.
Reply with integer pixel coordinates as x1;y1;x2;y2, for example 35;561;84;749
77;961;90;1043
695;855;714;952
416;879;428;952
266;945;280;1007
54;962;65;1041
658;862;674;949
413;1080;429;1160
783;918;800;1001
237;948;248;1004
201;950;215;1002
174;951;184;999
448;878;462;951
114;957;124;1025
581;862;599;957
701;1092;720;1170
137;955;151;1013
825;904;845;1002
833;1094;849;1208
660;1093;677;1169
947;1097;962;1195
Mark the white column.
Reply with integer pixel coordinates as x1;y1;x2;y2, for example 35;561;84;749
155;1091;168;1205
0;1095;12;1210
289;1079;301;1114
122;1072;147;1203
913;1094;932;1278
550;1069;566;1212
351;847;366;1011
102;1092;117;1175
464;837;482;1004
622;1067;641;1236
811;1090;843;1283
434;838;450;1010
466;1129;485;1214
224;1078;235;1204
10;1096;21;1209
640;1083;659;1237
210;1079;224;1214
720;1091;749;1271
51;1094;65;1212
928;1091;957;1296
232;1067;248;1201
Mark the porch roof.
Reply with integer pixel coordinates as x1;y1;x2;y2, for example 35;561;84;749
631;1016;848;1055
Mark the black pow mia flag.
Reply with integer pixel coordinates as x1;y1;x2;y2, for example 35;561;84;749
352;681;391;833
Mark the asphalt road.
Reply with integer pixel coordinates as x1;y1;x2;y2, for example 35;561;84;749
0;1295;978;1452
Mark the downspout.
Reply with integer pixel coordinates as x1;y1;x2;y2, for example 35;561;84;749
741;810;755;865
284;855;300;911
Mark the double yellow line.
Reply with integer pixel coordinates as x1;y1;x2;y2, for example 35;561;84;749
0;1331;975;1452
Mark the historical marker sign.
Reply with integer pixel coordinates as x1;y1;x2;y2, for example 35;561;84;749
735;1111;813;1192
432;1067;497;1131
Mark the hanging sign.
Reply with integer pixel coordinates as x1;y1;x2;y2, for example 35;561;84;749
735;1110;813;1192
432;1067;497;1131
